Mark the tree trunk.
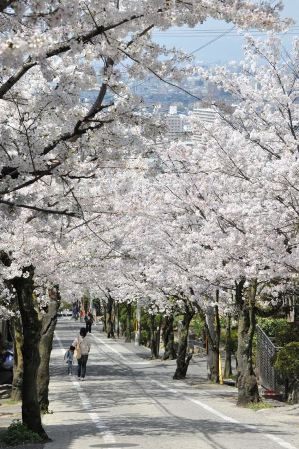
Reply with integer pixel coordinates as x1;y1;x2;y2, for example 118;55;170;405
173;306;194;379
11;266;48;439
116;303;120;338
106;295;115;338
236;279;260;405
162;316;176;360
125;303;132;342
103;303;107;333
134;300;142;346
150;315;159;358
11;316;23;402
37;286;60;414
224;314;233;378
205;297;221;383
156;315;162;358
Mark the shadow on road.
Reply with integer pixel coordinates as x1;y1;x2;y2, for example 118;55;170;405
41;414;297;449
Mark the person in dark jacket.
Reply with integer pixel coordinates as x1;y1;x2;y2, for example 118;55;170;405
84;312;94;333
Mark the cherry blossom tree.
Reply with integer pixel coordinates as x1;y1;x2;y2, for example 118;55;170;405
0;1;294;434
190;35;299;402
85;35;299;402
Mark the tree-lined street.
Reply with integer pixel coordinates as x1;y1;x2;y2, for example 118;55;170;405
25;319;296;449
0;1;299;447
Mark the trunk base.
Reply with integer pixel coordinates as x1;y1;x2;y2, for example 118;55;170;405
237;373;260;406
173;353;192;380
40;403;49;414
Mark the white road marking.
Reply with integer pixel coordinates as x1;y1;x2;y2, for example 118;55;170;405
92;334;151;365
265;434;298;449
151;379;297;449
92;334;129;360
54;332;120;448
151;379;239;423
92;336;298;449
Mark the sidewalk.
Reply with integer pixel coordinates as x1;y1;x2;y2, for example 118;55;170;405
0;384;19;430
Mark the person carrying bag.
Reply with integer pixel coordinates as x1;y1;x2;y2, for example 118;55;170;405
72;327;91;380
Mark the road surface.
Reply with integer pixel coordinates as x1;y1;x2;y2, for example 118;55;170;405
44;319;298;449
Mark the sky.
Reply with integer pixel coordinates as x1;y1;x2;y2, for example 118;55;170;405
153;0;299;65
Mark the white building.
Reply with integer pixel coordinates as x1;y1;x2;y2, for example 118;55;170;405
190;105;218;142
192;106;218;123
165;105;189;140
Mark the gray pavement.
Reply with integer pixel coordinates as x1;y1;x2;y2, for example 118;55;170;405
0;318;298;449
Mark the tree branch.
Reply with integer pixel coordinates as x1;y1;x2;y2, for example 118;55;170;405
0;199;81;217
0;13;148;99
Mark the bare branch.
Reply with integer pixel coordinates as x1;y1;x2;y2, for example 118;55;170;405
0;199;81;217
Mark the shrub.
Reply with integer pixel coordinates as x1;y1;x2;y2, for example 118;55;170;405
274;342;299;378
140;329;150;346
0;420;43;446
274;342;299;403
191;315;205;338
258;318;299;346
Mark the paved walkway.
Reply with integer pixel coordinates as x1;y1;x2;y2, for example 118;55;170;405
0;319;298;449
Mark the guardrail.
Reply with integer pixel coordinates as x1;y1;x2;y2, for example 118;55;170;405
256;325;283;393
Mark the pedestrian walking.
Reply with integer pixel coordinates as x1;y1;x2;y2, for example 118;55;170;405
85;312;94;333
64;345;75;375
72;327;91;380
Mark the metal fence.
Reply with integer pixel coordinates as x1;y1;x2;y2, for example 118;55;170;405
256;325;283;393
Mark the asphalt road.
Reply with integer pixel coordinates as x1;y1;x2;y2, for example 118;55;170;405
44;319;298;449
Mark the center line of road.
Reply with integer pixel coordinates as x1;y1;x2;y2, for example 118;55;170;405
54;332;120;449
